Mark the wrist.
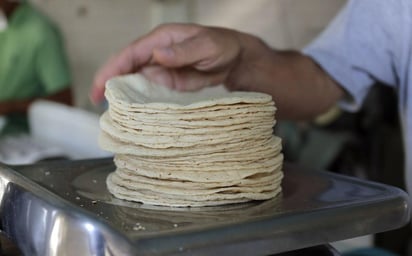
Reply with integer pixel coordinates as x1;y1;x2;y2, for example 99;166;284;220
226;32;273;92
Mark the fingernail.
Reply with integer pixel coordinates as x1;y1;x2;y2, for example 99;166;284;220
157;47;174;57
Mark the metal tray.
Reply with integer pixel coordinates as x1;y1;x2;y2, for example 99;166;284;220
0;158;409;256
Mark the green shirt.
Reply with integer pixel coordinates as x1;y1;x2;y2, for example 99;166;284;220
0;3;71;101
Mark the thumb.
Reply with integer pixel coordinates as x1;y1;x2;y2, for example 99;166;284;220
152;47;177;65
153;35;215;70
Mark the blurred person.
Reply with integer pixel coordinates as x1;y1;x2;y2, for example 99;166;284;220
0;0;72;134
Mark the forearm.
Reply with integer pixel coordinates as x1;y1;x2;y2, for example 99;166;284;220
0;87;73;115
230;34;344;120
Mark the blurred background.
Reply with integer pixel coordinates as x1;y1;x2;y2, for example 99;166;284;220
30;0;346;110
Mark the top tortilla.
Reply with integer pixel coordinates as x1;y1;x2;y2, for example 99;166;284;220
105;74;273;110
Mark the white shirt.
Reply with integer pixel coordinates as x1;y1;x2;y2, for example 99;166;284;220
303;0;412;194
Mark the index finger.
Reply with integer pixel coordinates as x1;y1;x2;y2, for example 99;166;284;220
90;24;201;104
91;38;164;103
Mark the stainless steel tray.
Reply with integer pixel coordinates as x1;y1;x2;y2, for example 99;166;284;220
0;158;409;256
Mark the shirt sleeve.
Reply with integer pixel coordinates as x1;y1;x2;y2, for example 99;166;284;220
35;24;71;94
303;0;400;112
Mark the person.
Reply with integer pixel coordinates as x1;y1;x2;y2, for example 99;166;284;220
0;0;72;133
91;1;410;254
91;0;412;192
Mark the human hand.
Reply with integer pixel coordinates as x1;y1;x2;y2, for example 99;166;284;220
90;23;343;120
91;23;252;104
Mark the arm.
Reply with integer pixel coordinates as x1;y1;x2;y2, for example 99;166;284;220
91;24;344;120
0;87;72;115
225;33;344;120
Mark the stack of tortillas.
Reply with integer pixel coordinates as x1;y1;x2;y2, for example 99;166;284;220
99;74;284;207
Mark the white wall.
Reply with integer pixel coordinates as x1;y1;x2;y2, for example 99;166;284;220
193;0;346;49
30;0;346;111
31;0;154;111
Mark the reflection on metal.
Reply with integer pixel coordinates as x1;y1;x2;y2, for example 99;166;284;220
0;159;409;255
0;175;10;203
49;214;64;256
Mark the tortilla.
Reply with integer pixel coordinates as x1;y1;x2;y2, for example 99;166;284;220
100;74;284;207
105;74;273;110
